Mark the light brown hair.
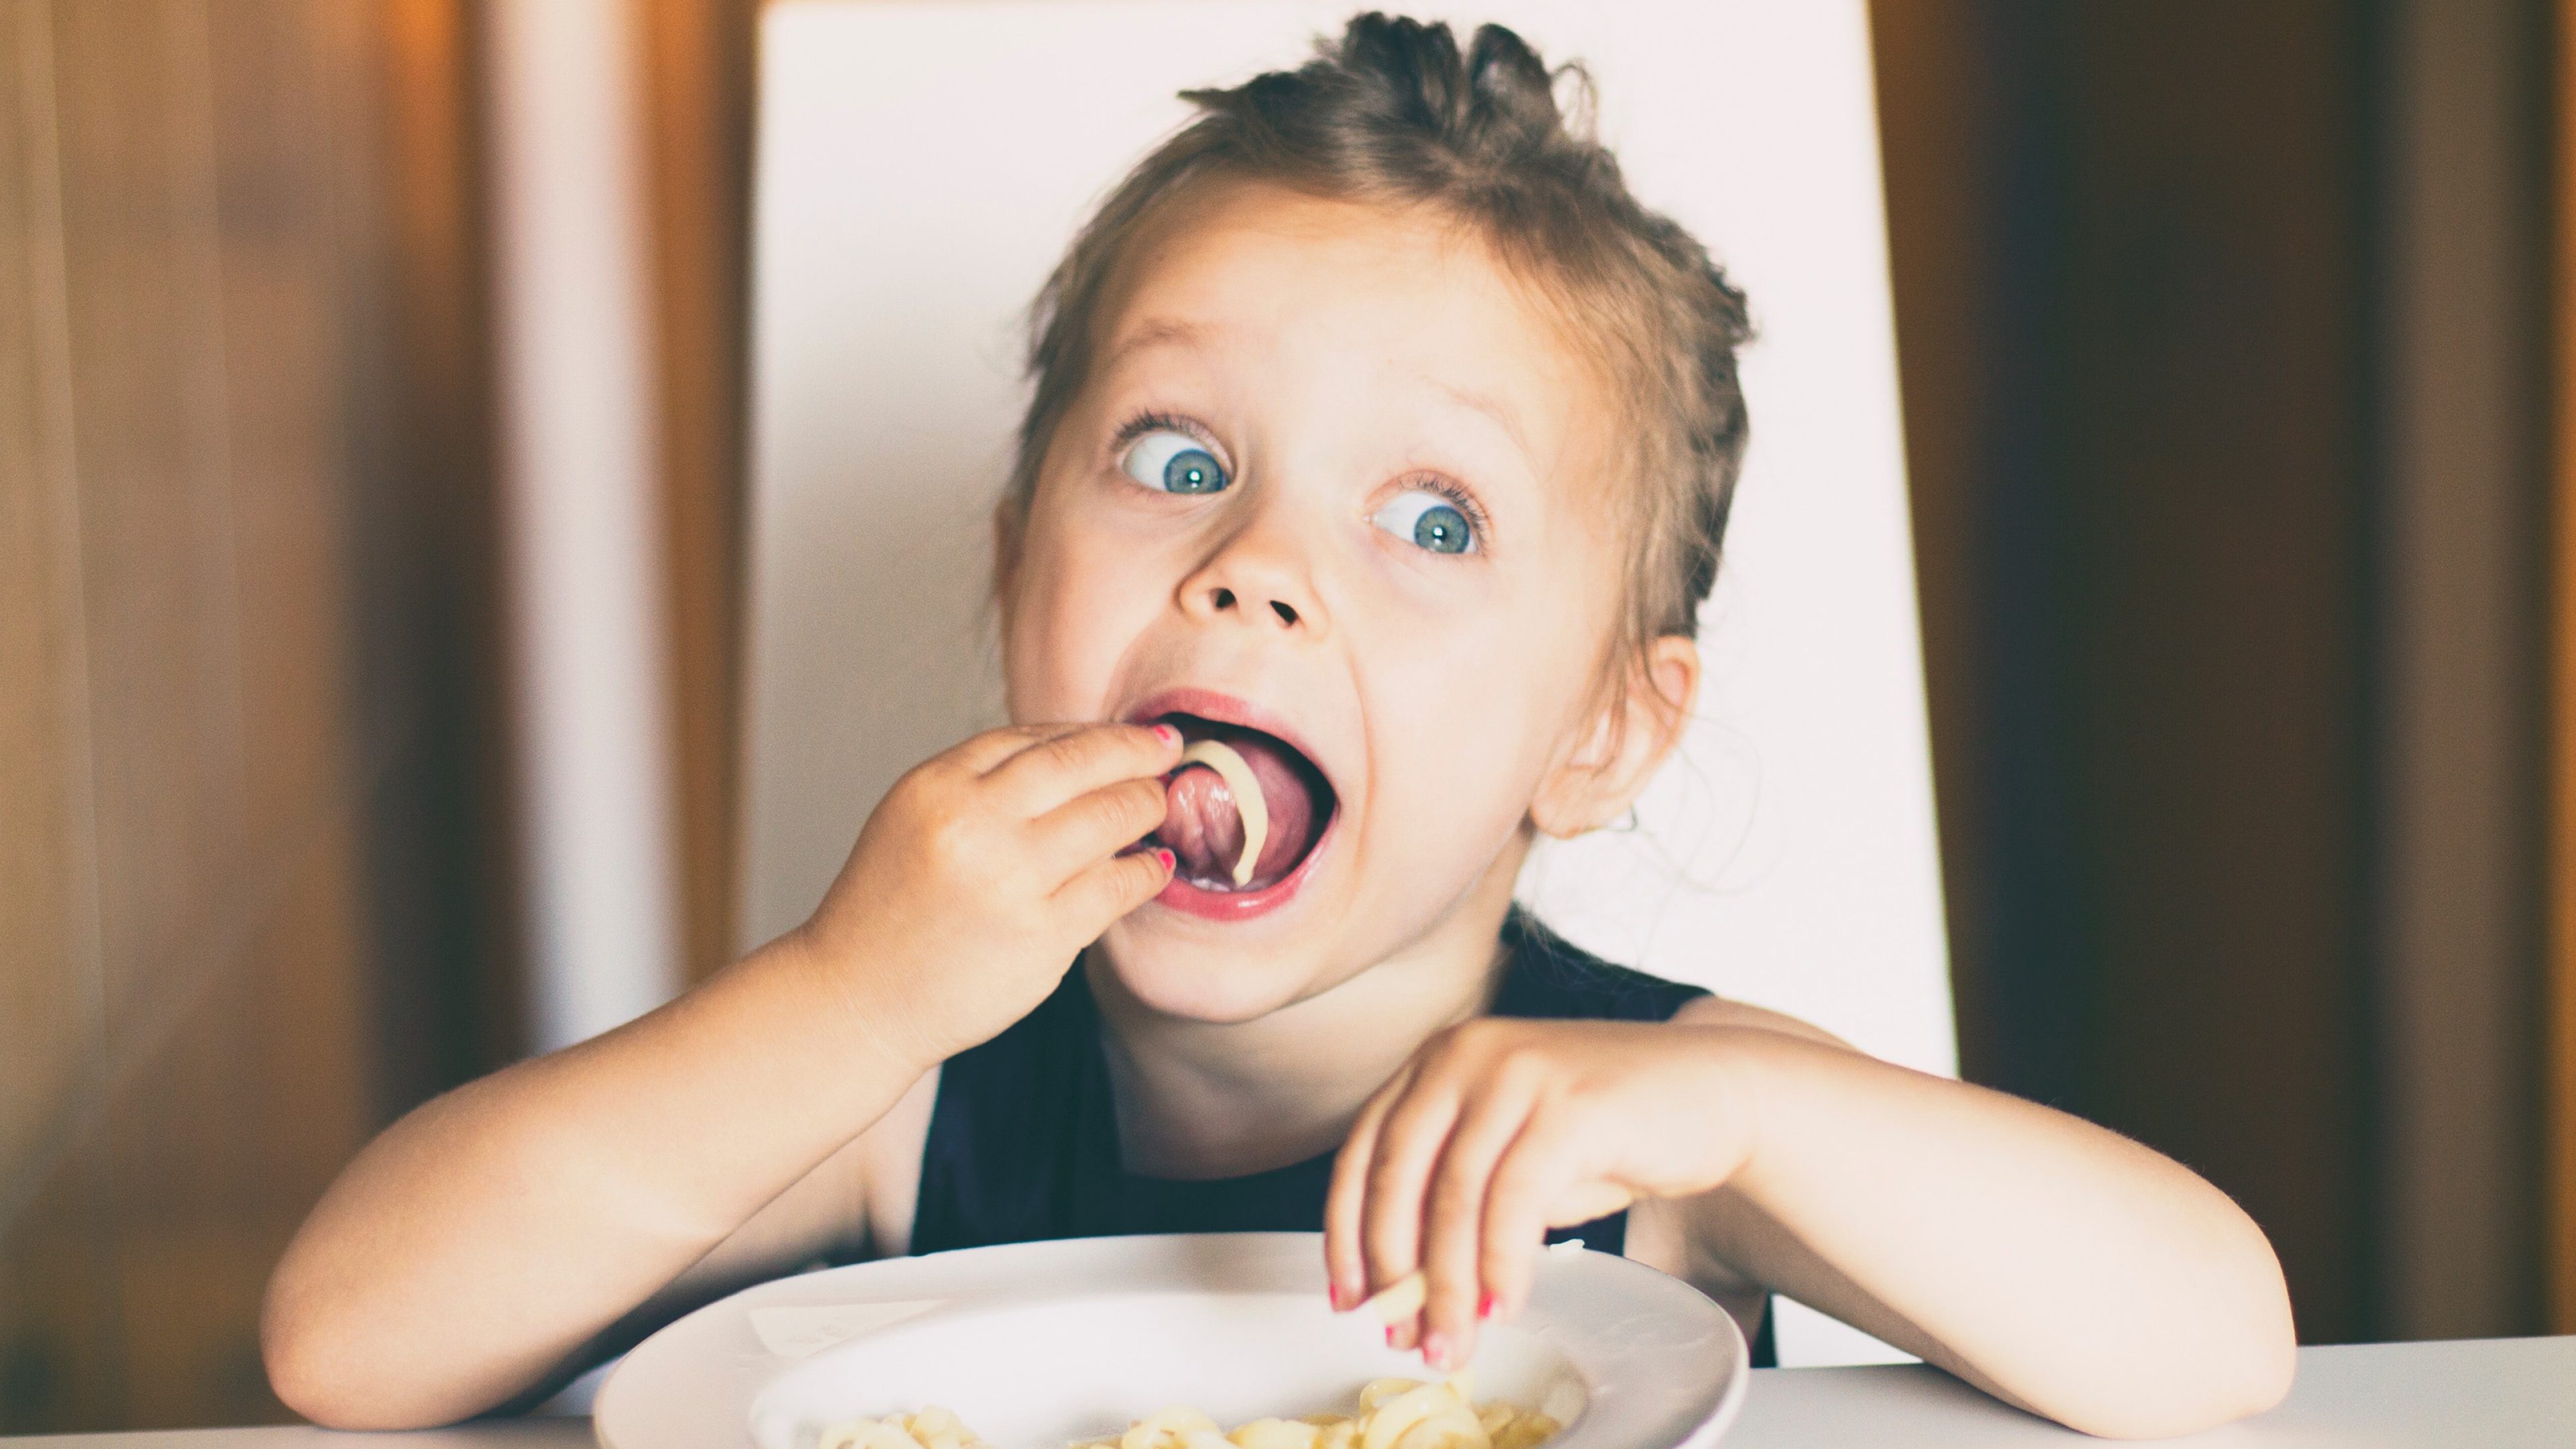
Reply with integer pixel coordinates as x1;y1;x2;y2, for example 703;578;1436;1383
998;12;1754;663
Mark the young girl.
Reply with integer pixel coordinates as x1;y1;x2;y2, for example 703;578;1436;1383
264;15;2294;1439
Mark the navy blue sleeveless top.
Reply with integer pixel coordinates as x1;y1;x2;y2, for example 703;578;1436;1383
907;906;1775;1364
912;908;1691;1249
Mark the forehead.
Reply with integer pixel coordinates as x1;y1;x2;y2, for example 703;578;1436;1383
1094;182;1605;463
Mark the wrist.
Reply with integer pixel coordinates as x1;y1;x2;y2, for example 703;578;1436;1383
1695;1023;1890;1205
1687;1024;1805;1194
758;924;950;1081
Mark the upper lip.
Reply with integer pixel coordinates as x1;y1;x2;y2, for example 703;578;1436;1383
1121;686;1340;798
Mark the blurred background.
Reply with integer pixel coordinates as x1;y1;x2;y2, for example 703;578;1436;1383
3;0;2573;1432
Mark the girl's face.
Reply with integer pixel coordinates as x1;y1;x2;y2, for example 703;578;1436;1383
1003;181;1653;1022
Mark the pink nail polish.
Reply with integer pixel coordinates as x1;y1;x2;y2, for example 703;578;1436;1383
1155;847;1175;871
1328;1284;1348;1312
1478;1291;1496;1320
1422;1332;1451;1370
1154;722;1182;746
1383;1324;1397;1347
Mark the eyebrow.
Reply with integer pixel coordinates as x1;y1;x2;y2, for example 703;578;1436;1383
1097;318;1214;371
1430;378;1533;459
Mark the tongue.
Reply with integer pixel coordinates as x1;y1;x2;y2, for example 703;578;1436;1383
1159;733;1321;889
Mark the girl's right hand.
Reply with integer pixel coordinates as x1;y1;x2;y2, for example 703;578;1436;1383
792;720;1182;1069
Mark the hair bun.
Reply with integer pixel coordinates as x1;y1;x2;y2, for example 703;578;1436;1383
1462;22;1571;151
1333;13;1571;160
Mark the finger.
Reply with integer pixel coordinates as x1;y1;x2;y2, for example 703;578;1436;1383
1028;776;1170;874
1482;1112;1585;1324
941;722;1095;775
1326;1065;1413;1312
1052;843;1173;928
1362;1071;1468;1351
1418;1077;1543;1370
984;722;1183;814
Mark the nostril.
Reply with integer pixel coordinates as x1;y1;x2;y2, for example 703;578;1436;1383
1212;586;1237;611
1269;599;1298;626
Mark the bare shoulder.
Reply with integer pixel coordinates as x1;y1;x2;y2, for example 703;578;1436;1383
1669;992;1857;1053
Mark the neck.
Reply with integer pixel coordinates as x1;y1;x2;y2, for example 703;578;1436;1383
1089;832;1532;1179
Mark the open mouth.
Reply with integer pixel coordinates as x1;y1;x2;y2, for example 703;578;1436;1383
1147;714;1338;896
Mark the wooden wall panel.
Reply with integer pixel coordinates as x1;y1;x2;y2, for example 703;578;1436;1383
0;1135;122;1431
640;0;756;979
1867;0;1997;1078
2552;0;2576;1340
2375;0;2548;1342
48;0;251;1038
0;0;101;1217
207;0;357;872
0;0;510;1430
1871;0;2381;1340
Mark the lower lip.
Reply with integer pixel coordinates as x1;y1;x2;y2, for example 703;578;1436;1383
1149;812;1336;922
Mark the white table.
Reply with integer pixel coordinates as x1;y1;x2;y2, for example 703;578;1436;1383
9;1340;2571;1448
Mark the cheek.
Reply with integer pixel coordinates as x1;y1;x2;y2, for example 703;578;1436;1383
1356;607;1566;851
1355;550;1617;835
1000;505;1161;721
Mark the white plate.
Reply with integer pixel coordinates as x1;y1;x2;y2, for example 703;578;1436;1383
594;1232;1746;1449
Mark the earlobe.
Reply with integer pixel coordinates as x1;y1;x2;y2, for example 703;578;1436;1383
1529;709;1624;839
1527;635;1702;839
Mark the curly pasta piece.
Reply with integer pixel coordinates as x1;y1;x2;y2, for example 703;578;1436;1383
847;1376;1558;1449
1178;739;1267;885
817;1407;990;1449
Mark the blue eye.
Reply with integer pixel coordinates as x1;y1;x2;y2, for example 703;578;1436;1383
1370;490;1479;555
1120;429;1230;494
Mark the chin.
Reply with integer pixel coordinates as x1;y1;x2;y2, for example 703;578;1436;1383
1089;915;1338;1024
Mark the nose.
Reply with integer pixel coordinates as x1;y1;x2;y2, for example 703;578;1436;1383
1178;510;1328;639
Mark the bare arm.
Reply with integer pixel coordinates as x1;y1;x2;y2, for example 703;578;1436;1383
1666;998;2294;1436
260;936;930;1428
1330;1000;2295;1441
470;1065;941;1420
262;723;1181;1429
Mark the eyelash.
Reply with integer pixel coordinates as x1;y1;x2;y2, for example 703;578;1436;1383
1397;472;1492;541
1105;410;1493;543
1109;409;1224;464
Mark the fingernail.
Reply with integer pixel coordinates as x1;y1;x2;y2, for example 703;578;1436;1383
1155;847;1175;871
1478;1291;1496;1320
1422;1332;1452;1369
1328;1283;1348;1312
1153;722;1182;746
1383;1324;1397;1347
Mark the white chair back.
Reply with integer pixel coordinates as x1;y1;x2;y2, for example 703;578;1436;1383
741;0;1950;1366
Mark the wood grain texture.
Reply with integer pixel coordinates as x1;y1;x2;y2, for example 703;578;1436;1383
2552;0;2576;1340
640;0;755;981
0;0;512;1430
1870;0;2379;1340
1866;0;1994;1082
0;0;102;1218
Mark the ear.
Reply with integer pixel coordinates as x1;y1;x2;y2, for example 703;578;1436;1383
1529;635;1701;839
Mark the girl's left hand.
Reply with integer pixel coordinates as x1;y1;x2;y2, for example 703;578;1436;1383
1324;1018;1765;1370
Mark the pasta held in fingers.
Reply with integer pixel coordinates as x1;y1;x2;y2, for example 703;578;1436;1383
1173;739;1267;887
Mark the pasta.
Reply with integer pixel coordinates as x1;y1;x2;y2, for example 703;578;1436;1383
818;1405;987;1449
815;1377;1558;1449
1177;739;1267;886
1075;1375;1556;1449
